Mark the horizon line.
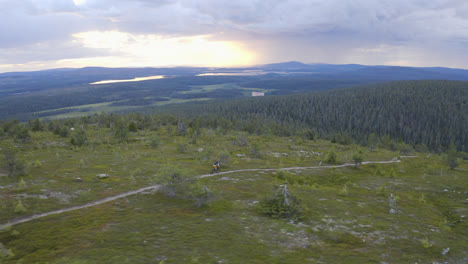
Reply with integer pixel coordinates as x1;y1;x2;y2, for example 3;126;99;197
1;61;468;74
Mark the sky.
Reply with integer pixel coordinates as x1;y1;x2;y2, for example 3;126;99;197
1;0;468;73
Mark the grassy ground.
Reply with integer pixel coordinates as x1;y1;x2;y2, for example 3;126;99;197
43;98;213;120
179;83;274;97
0;126;467;263
38;83;270;120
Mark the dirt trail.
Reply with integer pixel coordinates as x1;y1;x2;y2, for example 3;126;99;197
1;185;161;229
199;158;401;178
1;158;403;228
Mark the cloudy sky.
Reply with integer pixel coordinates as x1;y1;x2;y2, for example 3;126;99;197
1;0;468;73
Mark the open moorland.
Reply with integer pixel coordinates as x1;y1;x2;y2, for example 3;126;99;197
1;116;467;263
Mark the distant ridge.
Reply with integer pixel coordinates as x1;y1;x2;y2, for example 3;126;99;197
261;61;312;69
257;62;468;80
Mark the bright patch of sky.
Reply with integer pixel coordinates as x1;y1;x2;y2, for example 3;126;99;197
73;31;254;67
73;0;87;6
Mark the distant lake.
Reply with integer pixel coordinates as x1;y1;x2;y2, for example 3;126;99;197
196;70;312;76
196;70;265;76
90;75;166;85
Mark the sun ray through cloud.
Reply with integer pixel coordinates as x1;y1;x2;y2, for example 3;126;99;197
72;31;255;68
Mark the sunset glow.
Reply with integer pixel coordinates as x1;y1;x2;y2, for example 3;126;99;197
72;31;255;68
73;0;87;6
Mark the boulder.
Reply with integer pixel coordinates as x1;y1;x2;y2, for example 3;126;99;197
97;174;109;179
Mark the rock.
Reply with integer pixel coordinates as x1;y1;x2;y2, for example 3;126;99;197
197;148;204;152
441;247;450;256
48;191;73;204
236;154;246;157
218;177;239;182
97;174;109;179
74;177;83;182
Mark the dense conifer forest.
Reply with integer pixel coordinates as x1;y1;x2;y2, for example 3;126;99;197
157;80;468;152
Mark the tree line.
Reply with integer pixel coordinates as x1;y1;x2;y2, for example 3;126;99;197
161;80;468;152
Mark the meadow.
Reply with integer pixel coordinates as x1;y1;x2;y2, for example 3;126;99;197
1;123;467;263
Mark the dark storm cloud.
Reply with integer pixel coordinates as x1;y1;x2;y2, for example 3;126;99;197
0;0;108;48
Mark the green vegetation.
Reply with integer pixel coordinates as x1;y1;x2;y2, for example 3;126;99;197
352;150;364;167
325;148;338;164
1;75;467;263
257;184;303;219
1;143;28;178
0;112;467;263
446;143;460;170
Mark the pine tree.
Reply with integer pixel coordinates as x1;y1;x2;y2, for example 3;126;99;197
352;151;364;167
325;149;337;164
446;143;459;170
128;121;138;132
14;200;26;213
31;118;43;132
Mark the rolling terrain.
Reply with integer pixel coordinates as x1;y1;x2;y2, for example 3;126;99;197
2;62;468;120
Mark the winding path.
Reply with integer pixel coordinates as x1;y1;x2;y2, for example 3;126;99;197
1;185;162;229
1;158;402;229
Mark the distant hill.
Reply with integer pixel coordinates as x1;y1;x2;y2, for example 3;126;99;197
261;61;314;70
332;65;468;81
258;62;468;80
2;63;468;97
261;61;366;73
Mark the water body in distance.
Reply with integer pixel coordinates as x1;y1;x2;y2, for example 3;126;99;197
90;75;166;85
197;70;265;76
196;70;314;76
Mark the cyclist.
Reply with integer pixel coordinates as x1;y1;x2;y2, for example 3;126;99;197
211;160;221;173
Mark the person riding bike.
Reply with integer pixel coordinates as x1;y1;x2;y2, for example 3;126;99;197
211;160;221;174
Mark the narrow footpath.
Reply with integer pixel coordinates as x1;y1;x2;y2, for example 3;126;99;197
1;158;402;229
